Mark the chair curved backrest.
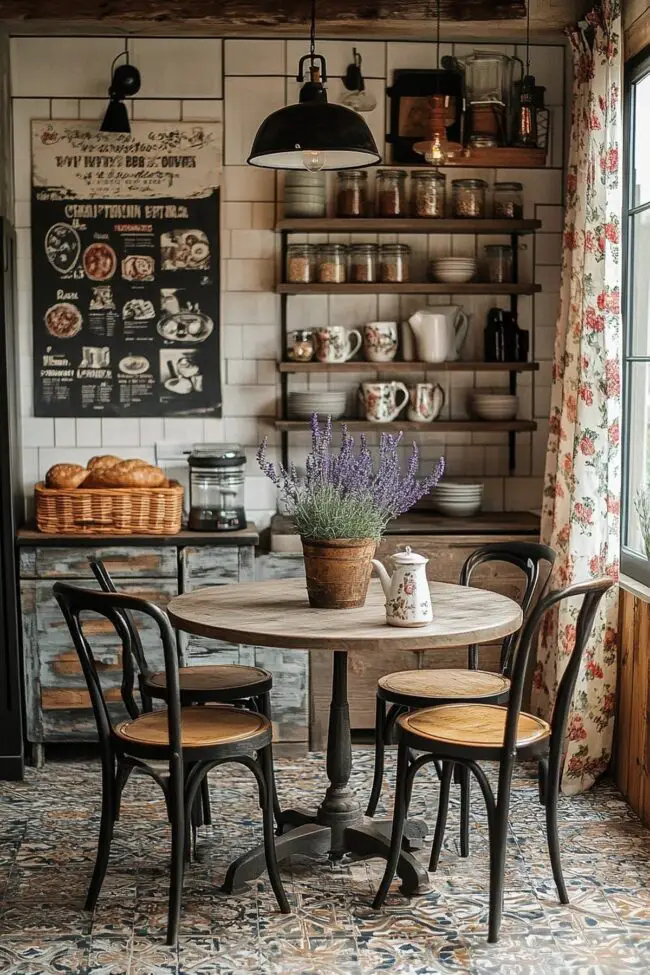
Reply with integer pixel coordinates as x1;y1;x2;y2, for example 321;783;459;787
89;559;154;712
53;582;182;757
460;541;557;674
502;576;614;767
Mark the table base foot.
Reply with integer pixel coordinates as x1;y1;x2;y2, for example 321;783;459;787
278;808;318;832
344;824;430;895
221;823;332;894
372;817;428;852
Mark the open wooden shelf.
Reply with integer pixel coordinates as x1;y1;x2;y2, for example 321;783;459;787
275;419;537;433
276;218;542;235
278;360;539;374
277;282;542;296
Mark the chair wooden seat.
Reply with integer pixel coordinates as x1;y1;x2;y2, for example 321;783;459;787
115;704;270;749
378;669;510;702
147;665;271;694
400;703;550;749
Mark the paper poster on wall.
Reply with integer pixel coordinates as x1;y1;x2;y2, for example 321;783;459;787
30;120;222;417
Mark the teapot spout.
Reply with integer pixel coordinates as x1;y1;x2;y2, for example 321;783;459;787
371;559;392;599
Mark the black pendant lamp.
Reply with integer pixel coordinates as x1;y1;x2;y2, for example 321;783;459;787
247;0;381;170
100;53;141;134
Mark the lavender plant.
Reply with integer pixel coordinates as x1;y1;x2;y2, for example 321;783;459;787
257;414;445;541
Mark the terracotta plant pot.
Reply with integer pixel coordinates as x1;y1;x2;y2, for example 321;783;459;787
301;537;377;609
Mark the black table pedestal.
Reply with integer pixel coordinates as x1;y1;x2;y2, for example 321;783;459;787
221;650;430;897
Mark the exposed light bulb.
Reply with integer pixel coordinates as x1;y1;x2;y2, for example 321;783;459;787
339;88;377;114
302;149;326;171
424;133;447;165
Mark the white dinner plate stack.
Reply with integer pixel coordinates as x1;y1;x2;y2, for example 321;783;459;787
283;171;327;217
430;481;484;517
288;391;347;420
430;257;477;284
469;391;519;421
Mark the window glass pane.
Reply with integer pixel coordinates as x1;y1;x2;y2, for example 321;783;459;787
629;210;650;355
624;362;650;557
633;72;650;207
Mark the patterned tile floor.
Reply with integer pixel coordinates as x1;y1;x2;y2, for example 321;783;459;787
0;750;649;975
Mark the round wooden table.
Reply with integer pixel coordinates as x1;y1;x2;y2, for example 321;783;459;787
168;577;522;894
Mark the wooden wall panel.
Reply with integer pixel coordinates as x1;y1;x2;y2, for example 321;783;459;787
615;587;650;825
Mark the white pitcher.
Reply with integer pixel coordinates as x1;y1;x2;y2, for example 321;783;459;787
408;306;470;363
372;547;433;627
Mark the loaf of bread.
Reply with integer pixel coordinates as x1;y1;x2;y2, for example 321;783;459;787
94;461;167;489
45;463;89;490
87;454;121;473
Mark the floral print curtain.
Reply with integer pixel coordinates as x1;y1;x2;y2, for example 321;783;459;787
531;1;622;795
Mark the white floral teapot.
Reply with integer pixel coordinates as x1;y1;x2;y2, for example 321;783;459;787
372;547;433;627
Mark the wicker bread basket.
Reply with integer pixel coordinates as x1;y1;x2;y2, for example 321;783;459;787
35;480;184;535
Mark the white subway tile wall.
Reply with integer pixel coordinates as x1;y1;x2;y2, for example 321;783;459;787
11;35;567;529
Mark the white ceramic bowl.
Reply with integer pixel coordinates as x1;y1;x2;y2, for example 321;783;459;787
435;500;482;517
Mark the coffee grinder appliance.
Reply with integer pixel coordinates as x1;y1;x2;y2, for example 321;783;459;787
188;444;247;532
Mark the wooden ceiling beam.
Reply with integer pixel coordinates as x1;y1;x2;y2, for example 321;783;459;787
0;0;582;35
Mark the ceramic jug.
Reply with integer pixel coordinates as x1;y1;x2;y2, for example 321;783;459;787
407;382;445;422
372;546;433;627
408;306;470;363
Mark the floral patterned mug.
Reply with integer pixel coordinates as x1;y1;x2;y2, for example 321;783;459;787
361;381;409;422
363;321;398;362
313;326;362;363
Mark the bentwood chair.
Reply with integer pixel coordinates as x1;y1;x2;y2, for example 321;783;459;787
365;541;556;857
89;560;281;829
372;576;613;943
54;582;289;944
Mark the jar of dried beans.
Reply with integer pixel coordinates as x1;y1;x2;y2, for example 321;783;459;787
452;178;488;218
286;243;318;283
336;170;369;217
349;243;378;283
318;244;348;283
376;169;407;217
411;170;446;217
493;181;524;219
380;243;410;283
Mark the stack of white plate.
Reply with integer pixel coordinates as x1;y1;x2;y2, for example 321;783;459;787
470;391;518;421
430;482;484;517
284;171;327;217
430;257;477;284
288;391;347;420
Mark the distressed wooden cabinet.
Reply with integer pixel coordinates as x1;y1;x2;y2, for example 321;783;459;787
15;528;314;763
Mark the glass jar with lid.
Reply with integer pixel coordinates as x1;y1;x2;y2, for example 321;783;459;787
452;178;488;218
380;243;410;283
376;169;407;217
318;243;348;283
336;170;369;217
349;243;379;283
411;170;446;217
493;182;524;219
286;243;318;283
485;244;514;283
188;444;247;532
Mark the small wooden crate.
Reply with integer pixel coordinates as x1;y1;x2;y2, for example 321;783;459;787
34;480;184;535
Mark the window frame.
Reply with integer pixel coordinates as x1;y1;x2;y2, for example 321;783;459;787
622;46;650;586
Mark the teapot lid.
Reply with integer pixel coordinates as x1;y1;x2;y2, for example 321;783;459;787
391;545;428;565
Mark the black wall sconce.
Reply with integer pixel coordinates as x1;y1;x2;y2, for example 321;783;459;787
100;53;141;134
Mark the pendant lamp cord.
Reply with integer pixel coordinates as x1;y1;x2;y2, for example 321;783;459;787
525;0;531;74
435;0;441;70
309;0;317;67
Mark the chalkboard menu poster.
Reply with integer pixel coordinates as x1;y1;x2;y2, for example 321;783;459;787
30;121;222;417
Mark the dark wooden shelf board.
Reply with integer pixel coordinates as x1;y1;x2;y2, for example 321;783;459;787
278;360;540;374
275;419;537;433
277;283;542;296
275;218;542;235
